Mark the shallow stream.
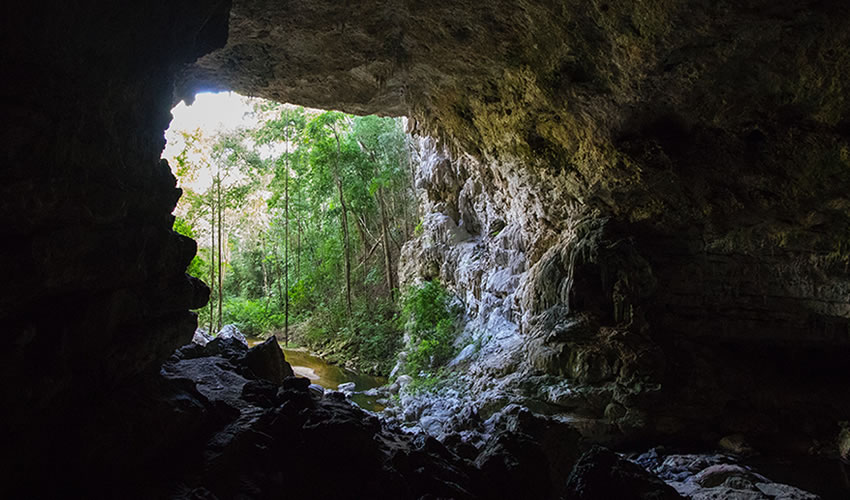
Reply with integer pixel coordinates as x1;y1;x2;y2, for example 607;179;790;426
249;340;388;411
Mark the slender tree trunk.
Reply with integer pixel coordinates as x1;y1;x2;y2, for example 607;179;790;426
209;192;215;333
217;174;223;331
336;177;352;316
333;129;352;316
274;241;284;339
296;216;301;282
284;131;290;348
261;234;269;312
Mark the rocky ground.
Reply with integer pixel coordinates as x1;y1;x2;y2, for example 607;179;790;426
170;328;836;499
382;382;843;499
151;331;673;499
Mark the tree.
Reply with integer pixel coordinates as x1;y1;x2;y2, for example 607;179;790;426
352;115;409;301
256;105;307;346
306;111;354;316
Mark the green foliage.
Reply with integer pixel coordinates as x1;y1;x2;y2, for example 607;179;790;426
173;216;208;281
403;367;464;395
169;98;417;375
401;281;461;376
222;297;283;337
299;294;402;375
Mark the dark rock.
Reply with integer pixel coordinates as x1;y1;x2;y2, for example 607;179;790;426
644;451;827;499
693;464;762;488
475;431;552;500
240;379;279;408
307;383;325;399
282;376;310;392
564;446;682;500
839;424;850;464
204;335;249;361
174;342;208;360
487;404;585;497
443;433;480;460
239;336;293;385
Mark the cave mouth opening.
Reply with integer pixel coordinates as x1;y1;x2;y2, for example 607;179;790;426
162;91;419;395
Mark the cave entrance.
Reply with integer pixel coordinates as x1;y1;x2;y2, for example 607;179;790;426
163;91;418;400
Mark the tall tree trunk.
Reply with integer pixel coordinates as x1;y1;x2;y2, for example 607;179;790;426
261;234;269;311
336;177;352;316
274;240;284;338
296;216;301;282
217;174;223;331
333;128;352;316
284;132;290;348
274;241;283;304
209;191;215;333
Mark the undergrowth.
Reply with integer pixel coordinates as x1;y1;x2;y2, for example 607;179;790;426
401;280;462;377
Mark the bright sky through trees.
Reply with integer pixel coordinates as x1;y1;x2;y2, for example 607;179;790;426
167;92;256;137
163;92;285;192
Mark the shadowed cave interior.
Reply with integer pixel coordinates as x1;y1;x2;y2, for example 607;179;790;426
2;1;850;498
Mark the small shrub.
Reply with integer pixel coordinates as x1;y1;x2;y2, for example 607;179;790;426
404;368;452;395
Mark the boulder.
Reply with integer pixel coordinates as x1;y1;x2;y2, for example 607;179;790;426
389;375;413;394
419;415;448;436
205;335;249;360
754;482;819;499
337;382;356;393
192;328;213;346
308;384;325;399
475;431;552;500
634;450;824;499
282;376;311;392
693;464;763;488
174;342;208;360
718;434;754;455
240;337;294;385
216;324;248;345
564;446;682;500
241;380;279;408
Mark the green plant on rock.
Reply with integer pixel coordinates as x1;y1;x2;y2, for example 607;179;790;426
404;368;453;395
401;280;461;376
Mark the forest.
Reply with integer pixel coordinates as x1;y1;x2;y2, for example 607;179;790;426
169;102;430;375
